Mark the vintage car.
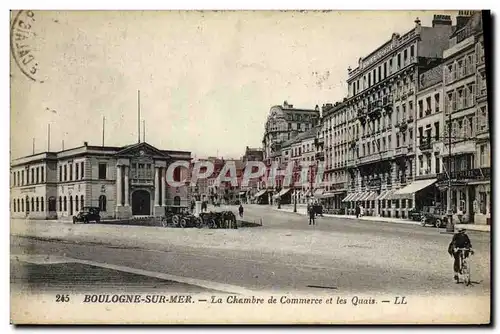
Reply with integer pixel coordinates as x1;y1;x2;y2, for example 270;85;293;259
420;206;447;228
73;207;101;224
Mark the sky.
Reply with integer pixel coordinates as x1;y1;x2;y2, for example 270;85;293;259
10;10;459;160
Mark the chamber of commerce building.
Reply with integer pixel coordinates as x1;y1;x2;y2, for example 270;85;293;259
10;142;191;220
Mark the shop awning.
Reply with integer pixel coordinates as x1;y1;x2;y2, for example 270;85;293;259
391;179;437;200
342;193;357;202
356;191;375;201
321;192;337;199
376;189;395;201
313;189;324;198
274;188;292;198
254;189;267;198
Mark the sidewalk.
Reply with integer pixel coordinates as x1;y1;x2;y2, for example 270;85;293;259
271;205;491;231
271;204;419;225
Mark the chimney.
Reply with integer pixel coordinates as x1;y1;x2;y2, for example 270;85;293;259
84;141;88;147
432;14;452;27
456;11;473;30
315;105;320;111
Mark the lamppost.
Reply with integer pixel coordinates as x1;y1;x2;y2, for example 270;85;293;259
293;188;297;213
446;105;454;232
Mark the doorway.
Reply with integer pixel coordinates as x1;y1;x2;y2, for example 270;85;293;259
132;190;151;215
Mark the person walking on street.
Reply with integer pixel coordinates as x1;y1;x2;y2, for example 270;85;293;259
355;204;360;218
238;204;244;218
309;205;316;226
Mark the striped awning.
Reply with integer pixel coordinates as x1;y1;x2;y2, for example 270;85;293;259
254;189;267;198
313;189;324;198
274;188;292;198
391;179;438;199
342;192;357;202
376;189;396;200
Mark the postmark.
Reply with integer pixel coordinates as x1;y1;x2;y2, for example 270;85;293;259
10;10;44;83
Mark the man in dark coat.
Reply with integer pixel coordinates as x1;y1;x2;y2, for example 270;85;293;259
238;204;244;218
309;205;316;226
448;228;473;283
355;204;361;218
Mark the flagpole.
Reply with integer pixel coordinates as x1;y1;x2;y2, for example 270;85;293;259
138;90;141;143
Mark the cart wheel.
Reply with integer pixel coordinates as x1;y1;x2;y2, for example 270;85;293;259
196;217;204;228
420;216;426;227
209;219;217;229
435;218;442;228
180;218;187;228
172;215;180;227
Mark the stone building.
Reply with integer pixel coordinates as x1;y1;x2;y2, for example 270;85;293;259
262;101;320;163
438;11;490;224
343;15;454;218
10;142;191;220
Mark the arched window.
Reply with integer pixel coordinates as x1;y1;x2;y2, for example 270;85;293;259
173;196;181;206
13;199;16;212
59;196;62;211
36;197;39;212
21;199;24;212
63;196;67;212
31;197;34;212
75;195;79;212
80;195;84;210
99;195;107;212
17;199;20;212
41;197;44;212
173;167;181;182
48;197;56;212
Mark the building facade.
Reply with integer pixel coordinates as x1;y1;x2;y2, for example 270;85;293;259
438;11;490;224
343;15;454;218
316;102;349;212
262;101;320;163
10;142;191;220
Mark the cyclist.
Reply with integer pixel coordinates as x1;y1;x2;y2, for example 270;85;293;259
447;228;474;283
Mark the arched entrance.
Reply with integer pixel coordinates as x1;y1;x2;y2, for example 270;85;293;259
132;190;151;216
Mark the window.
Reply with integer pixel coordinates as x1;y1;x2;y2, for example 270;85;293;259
480;144;486;166
434;122;440;140
31;168;34;184
81;161;85;179
98;163;107;180
63;196;67;212
31;197;34;212
173;167;181;182
80;195;84;209
48;197;56;212
397;54;401;68
404;49;408;62
479;192;487;214
75;195;79;212
41;166;44;182
59;196;62;211
99;195;107;212
69;164;73;181
13;199;16;212
75;163;79;180
64;165;67;181
36;197;39;212
434;93;440;112
21;199;24;212
410;45;415;58
59;166;62;181
435;157;440;174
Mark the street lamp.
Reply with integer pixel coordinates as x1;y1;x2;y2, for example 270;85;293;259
293;188;297;213
446;106;454;233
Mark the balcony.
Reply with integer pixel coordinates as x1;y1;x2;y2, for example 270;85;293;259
358;154;380;165
437;167;491;182
346;160;356;168
419;140;432;151
382;95;393;106
394;146;408;157
315;152;325;161
368;100;382;118
131;178;154;186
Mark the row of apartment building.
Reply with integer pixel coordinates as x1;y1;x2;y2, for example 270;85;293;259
261;11;490;224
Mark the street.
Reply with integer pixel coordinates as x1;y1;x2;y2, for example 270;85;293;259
10;204;490;298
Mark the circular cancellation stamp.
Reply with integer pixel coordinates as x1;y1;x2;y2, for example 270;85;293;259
10;10;45;83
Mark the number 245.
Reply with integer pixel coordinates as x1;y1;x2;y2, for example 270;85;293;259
55;294;70;302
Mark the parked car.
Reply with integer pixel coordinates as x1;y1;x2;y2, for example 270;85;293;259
408;208;422;221
420;206;447;228
73;207;101;224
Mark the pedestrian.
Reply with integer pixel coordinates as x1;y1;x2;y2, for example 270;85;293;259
238;204;244;218
309;205;315;226
355;204;360;218
360;205;364;217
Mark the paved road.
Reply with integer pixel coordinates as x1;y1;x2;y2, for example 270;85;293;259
11;205;490;297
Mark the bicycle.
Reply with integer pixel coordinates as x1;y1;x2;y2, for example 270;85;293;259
455;247;473;286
